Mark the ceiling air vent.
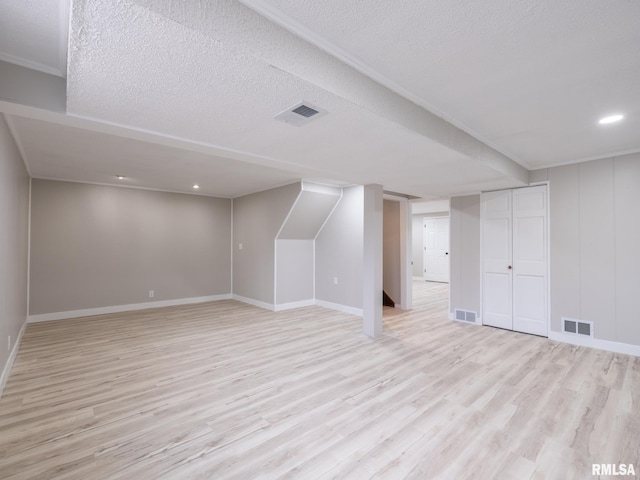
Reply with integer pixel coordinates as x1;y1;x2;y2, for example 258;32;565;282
292;104;319;118
274;101;327;126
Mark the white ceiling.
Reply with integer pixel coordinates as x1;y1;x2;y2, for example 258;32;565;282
0;0;69;77
5;115;310;198
248;0;640;168
1;0;639;199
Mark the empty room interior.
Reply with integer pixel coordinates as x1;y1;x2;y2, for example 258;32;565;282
1;1;639;479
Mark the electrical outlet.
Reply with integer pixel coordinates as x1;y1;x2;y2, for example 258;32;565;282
333;276;338;285
149;290;155;298
238;243;243;250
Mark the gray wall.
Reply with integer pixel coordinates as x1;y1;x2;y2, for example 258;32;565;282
412;215;424;277
0;116;30;376
449;195;481;316
315;186;364;309
29;180;231;314
383;199;401;304
275;239;314;304
233;182;301;304
450;156;640;347
544;154;640;345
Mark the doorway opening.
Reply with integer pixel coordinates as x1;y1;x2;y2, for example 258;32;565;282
410;199;450;311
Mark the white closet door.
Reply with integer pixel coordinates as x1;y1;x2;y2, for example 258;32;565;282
512;185;548;336
482;190;513;330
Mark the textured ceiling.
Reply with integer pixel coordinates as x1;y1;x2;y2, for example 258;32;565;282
63;0;519;198
1;0;638;199
248;0;640;168
0;0;69;77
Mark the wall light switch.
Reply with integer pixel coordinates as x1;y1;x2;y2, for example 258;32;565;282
333;276;338;285
238;243;243;250
149;290;155;298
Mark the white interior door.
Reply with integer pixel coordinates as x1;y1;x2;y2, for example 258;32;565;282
482;190;513;330
512;186;548;336
423;217;449;282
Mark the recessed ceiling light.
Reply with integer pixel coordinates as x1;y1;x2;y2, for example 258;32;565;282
116;175;125;180
192;184;200;189
598;114;624;125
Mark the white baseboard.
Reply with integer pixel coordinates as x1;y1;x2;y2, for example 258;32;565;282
232;294;275;311
0;319;27;399
27;294;363;323
315;300;363;317
274;299;316;312
233;295;362;316
549;331;640;357
412;276;425;281
451;316;639;356
28;294;232;323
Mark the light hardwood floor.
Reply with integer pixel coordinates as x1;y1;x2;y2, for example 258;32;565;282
1;282;638;479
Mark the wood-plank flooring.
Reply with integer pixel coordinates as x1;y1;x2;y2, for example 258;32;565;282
1;282;639;479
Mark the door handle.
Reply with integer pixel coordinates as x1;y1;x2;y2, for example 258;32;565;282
508;265;512;270
445;252;449;255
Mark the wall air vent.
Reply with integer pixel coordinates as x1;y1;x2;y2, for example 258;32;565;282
562;317;593;338
274;101;327;126
454;309;477;324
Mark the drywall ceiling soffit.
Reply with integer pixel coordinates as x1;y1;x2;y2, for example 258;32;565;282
0;0;70;77
278;190;341;239
65;0;528;199
243;0;640;168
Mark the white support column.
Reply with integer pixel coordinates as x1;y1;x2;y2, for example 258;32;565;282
363;184;383;338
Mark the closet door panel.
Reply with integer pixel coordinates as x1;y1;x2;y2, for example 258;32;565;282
482;190;513;330
512;185;548;336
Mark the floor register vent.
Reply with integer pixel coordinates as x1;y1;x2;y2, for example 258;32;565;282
455;309;477;323
562;317;593;337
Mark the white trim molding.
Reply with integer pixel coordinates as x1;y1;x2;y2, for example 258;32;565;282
0;319;28;399
28;294;232;323
234;295;363;316
274;299;316;312
315;300;363;317
549;331;640;357
26;294;365;324
232;294;275;311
